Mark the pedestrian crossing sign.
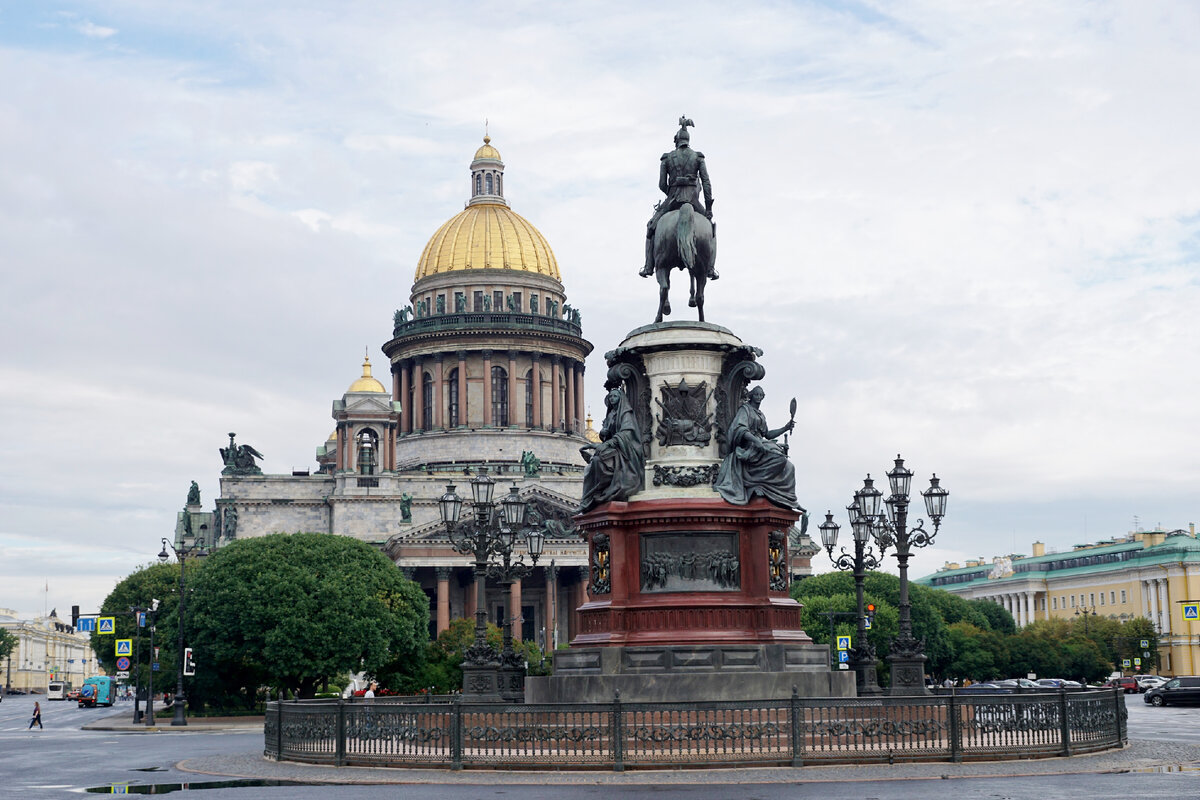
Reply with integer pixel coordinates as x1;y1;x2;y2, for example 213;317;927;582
836;635;851;651
1122;658;1131;668
115;639;132;657
864;617;872;630
98;617;115;634
1182;603;1199;621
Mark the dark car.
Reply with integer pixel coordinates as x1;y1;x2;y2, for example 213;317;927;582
1144;676;1200;706
955;682;1014;694
1104;676;1139;693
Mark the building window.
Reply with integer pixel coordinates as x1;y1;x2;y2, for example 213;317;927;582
1089;593;1095;607
524;369;535;426
1070;596;1076;608
512;292;522;312
1111;591;1116;604
486;174;493;194
1121;590;1127;603
473;291;484;312
1052;597;1058;610
355;429;378;475
475;175;481;195
1099;592;1105;606
422;372;433;430
491;365;508;426
493;291;503;311
447;368;460;427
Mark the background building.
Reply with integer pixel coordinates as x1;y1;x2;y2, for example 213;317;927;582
916;524;1200;676
1;608;97;693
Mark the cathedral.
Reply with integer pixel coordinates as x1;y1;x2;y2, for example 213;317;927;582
182;136;596;648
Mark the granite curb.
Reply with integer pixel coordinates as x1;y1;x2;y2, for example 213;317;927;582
175;739;1200;785
82;710;264;733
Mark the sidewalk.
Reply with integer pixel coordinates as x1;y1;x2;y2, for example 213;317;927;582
172;739;1200;785
83;709;264;733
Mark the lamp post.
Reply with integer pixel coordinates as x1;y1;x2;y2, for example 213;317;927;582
819;502;883;696
128;600;157;724
1075;605;1098;636
853;455;948;696
158;535;208;726
144;605;157;726
438;468;543;701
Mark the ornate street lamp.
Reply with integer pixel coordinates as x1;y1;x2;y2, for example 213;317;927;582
439;469;542;702
820;504;884;696
158;535;208;725
854;455;948;696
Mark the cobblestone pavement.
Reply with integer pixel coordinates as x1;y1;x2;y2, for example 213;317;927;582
174;739;1200;785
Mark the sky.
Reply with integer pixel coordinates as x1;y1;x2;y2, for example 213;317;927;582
1;1;1198;620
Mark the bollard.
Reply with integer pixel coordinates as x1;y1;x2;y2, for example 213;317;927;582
789;686;804;767
611;690;624;772
335;699;346;766
451;695;463;771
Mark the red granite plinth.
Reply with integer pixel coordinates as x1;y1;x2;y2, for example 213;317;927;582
572;497;810;647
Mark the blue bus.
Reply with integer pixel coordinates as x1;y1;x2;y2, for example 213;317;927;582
78;676;117;707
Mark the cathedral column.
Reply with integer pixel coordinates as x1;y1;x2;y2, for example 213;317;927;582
482;350;493;426
551;356;562;431
394;363;406;433
1146;581;1160;631
544;563;558;649
410;359;422;431
465;572;477;620
433;354;445;430
531;354;542;429
565;361;576;433
510;579;523;640
457;351;468;427
435;567;452;636
575;365;586;429
508;351;519;428
335;426;345;471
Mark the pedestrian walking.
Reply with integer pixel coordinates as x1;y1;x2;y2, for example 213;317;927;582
28;701;43;730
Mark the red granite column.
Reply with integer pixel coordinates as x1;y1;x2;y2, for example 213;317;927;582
436;567;451;636
544;564;558;649
433;354;444;430
457;351;468;427
565;361;576;434
575;365;586;429
482;350;493;426
531;354;542;429
409;359;421;431
510;579;523;641
551;356;562;431
465;573;477;619
507;351;519;428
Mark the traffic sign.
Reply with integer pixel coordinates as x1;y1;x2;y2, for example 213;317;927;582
1144;651;1151;658
836;635;851;651
76;617;96;632
98;617;115;634
116;671;130;679
1122;658;1131;668
838;663;849;670
115;639;132;657
1134;658;1142;666
138;612;146;628
1183;603;1199;621
838;650;850;663
1141;639;1150;649
863;617;872;630
116;656;131;671
152;662;160;671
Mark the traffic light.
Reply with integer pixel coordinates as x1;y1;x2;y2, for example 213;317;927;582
183;647;196;676
71;605;80;629
866;603;876;622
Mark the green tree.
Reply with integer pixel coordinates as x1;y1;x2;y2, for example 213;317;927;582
0;627;16;665
92;561;186;691
1112;617;1161;673
186;533;429;705
944;621;1007;681
965;598;1015;634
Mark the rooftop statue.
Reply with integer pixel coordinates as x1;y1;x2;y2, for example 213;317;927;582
640;117;718;324
220;432;265;476
186;480;201;506
578;387;645;512
713;386;798;510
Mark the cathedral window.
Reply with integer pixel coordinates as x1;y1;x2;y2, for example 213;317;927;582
524;369;535;427
473;291;484;312
493;290;503;311
491;366;509;426
475;174;481;195
447;368;460;427
355;429;378;475
486;174;493;194
422;372;433;431
512;292;522;312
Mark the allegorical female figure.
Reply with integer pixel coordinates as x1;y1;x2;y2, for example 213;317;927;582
579;387;645;512
714;386;798;509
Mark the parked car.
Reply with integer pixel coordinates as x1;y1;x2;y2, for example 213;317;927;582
1104;676;1139;693
955;682;1013;694
1035;678;1084;690
1135;675;1167;691
1144;676;1200;706
990;678;1041;691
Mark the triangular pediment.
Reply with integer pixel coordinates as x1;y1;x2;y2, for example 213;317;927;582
343;393;396;415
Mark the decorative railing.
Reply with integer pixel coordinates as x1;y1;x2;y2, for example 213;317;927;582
265;689;1126;771
392;313;583;340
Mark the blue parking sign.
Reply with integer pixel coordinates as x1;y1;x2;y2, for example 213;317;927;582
838;650;850;663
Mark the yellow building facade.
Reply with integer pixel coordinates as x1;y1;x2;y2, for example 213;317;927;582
917;526;1200;676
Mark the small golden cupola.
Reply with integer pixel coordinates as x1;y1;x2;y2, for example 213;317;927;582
347;352;387;393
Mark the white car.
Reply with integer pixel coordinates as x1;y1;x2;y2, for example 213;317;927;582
1136;675;1167;691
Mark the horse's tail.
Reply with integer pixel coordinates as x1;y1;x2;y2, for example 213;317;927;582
676;204;697;272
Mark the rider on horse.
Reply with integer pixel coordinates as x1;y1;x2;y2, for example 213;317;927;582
640;117;718;280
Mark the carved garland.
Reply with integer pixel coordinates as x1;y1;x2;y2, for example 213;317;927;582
652;464;719;487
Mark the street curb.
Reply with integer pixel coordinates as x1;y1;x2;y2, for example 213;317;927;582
82;710;264;733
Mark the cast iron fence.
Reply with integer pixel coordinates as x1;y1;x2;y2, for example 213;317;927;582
265;688;1126;770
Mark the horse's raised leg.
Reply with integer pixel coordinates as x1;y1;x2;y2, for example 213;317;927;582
695;274;706;322
688;272;697;308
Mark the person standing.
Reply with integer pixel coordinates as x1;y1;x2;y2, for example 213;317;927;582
364;682;376;700
28;701;42;730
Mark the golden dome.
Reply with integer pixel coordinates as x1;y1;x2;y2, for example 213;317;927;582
473;135;501;161
348;354;387;393
414;203;560;281
583;412;601;443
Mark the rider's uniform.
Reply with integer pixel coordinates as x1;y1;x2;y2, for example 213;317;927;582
642;142;716;278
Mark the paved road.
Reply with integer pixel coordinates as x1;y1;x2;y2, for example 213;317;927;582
2;693;1200;798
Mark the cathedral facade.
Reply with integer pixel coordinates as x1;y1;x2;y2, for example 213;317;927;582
188;136;596;649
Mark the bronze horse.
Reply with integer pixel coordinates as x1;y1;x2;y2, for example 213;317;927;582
653;205;716;323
